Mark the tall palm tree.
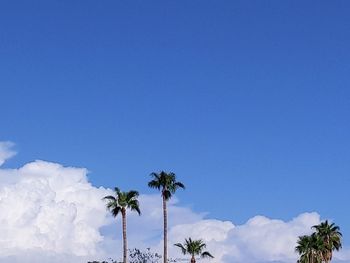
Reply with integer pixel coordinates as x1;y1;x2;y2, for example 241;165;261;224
148;171;185;263
174;238;214;263
103;188;141;263
312;220;342;263
296;234;324;263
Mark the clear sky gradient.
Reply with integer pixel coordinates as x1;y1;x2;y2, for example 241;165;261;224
1;1;349;242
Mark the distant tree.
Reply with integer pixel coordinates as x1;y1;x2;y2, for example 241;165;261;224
88;248;177;263
103;188;141;263
148;171;185;263
87;260;117;263
174;238;214;263
129;248;162;263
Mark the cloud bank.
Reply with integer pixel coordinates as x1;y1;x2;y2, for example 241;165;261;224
0;159;109;262
0;142;348;263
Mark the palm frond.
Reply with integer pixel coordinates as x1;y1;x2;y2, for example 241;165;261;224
162;190;172;201
102;195;116;201
201;251;214;258
114;187;121;195
174;243;187;255
126;190;139;201
128;199;141;215
111;206;122;217
174;181;185;189
148;180;161;190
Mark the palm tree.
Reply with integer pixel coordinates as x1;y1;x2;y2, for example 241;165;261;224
296;233;324;263
312;220;342;263
148;171;185;263
174;238;214;263
103;188;141;263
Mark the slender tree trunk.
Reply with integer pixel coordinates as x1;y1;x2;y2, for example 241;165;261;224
191;255;196;263
163;194;167;263
122;208;127;263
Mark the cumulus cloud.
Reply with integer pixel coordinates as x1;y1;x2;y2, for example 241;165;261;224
0;141;349;263
0;142;16;166
166;214;350;263
163;213;321;263
0;159;110;262
0;148;205;262
222;213;321;263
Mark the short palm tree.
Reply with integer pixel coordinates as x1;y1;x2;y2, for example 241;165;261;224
103;188;141;263
312;220;342;263
174;238;214;263
296;233;324;263
148;171;185;263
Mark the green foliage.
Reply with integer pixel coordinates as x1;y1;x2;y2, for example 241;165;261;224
129;248;161;263
88;248;178;263
312;220;342;262
174;238;214;259
296;233;324;263
102;187;141;217
296;221;342;263
148;171;185;201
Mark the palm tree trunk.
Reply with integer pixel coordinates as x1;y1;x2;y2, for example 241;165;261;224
326;250;333;263
325;253;330;263
191;255;196;263
163;195;167;263
325;236;330;263
122;209;127;263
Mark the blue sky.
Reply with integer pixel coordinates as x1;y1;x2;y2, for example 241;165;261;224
1;0;349;245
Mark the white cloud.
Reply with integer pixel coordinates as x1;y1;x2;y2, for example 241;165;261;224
221;213;321;263
0;142;16;166
165;213;350;263
0;159;110;262
167;219;235;262
162;213;321;263
0;141;349;263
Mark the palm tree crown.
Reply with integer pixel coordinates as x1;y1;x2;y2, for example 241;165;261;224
174;238;214;263
296;233;324;263
148;171;185;200
103;187;141;217
312;220;342;262
295;220;343;263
